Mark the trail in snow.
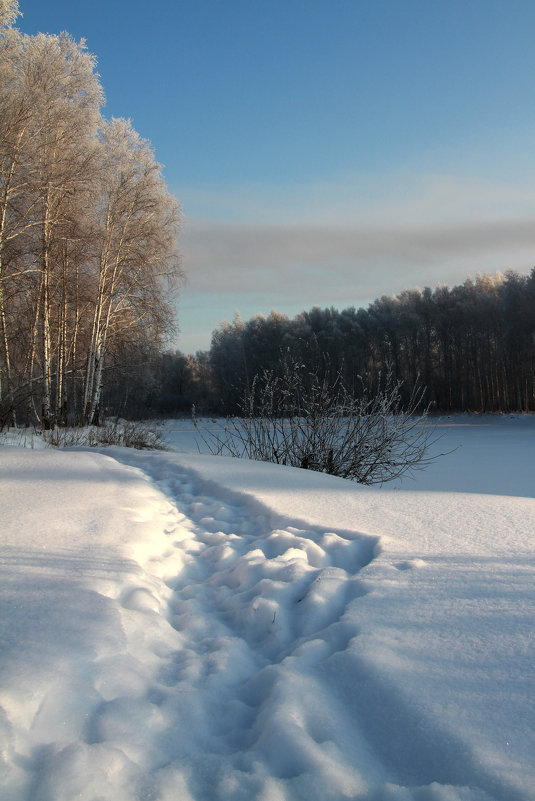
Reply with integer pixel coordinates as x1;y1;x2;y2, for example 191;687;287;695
102;449;531;801
107;450;383;800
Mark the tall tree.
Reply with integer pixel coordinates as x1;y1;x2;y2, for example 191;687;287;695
0;5;30;421
0;4;184;428
82;118;182;425
22;32;104;427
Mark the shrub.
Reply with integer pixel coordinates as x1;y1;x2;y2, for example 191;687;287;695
193;357;440;484
42;419;167;450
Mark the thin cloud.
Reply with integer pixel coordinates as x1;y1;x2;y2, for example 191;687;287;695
181;217;535;299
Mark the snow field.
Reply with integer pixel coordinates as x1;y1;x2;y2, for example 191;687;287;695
0;450;186;800
1;415;534;800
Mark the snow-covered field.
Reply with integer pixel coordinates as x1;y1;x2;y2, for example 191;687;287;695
0;415;534;801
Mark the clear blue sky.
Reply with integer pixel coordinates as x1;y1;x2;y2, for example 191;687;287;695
17;0;535;353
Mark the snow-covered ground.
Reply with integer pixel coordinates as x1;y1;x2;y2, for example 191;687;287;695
0;415;534;801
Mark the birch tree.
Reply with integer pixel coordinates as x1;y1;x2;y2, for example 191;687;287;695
82;117;182;425
0;6;29;422
21;32;103;427
0;14;105;427
0;4;184;429
0;0;19;28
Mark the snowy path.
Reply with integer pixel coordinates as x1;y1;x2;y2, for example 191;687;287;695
108;450;382;800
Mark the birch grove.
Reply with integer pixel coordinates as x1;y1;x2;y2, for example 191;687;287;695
0;2;183;428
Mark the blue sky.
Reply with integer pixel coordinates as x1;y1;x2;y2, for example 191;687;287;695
17;0;535;353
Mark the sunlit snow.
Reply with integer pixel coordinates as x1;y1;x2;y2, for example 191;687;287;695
1;415;534;801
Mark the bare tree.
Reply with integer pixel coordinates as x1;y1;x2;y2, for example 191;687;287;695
0;12;31;422
82;117;183;425
0;8;184;429
0;0;19;28
0;22;104;428
24;33;104;427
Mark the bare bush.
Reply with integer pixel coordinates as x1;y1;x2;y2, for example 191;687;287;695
194;358;440;484
42;419;167;450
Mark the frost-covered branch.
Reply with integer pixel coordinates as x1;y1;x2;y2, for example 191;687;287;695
194;356;440;485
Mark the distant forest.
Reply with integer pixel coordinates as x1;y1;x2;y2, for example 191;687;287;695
152;269;535;417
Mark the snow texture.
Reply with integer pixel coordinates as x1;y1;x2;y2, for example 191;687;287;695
0;415;534;801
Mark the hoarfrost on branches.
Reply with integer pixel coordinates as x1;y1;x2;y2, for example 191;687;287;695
194;356;440;485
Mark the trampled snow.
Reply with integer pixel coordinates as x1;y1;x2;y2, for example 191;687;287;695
0;416;534;800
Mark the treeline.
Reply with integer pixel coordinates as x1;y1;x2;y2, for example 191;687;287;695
0;2;182;429
159;269;535;416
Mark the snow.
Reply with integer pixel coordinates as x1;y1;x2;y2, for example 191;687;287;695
1;416;534;800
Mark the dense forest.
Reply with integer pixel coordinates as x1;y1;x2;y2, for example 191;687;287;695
0;1;183;429
156;269;535;417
